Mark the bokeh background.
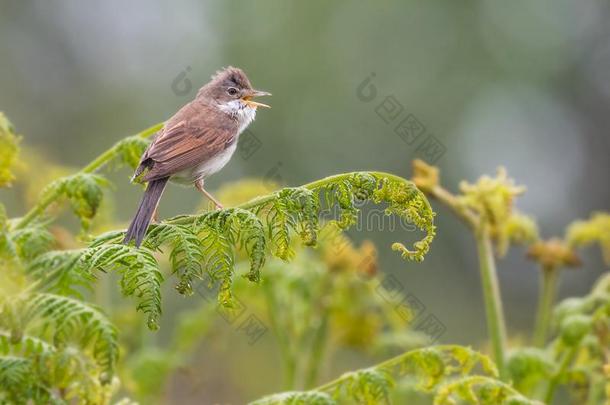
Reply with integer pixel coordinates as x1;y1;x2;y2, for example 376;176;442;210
1;1;609;403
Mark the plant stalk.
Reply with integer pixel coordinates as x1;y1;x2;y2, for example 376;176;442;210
545;346;577;403
475;225;508;379
533;264;559;347
428;185;478;229
262;280;297;390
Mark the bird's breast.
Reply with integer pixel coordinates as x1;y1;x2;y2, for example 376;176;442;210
170;141;238;185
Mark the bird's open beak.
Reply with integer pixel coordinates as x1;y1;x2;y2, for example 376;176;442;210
242;90;271;108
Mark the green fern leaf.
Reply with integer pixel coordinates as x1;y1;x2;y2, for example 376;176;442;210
195;213;237;306
144;223;204;296
433;375;542;405
83;171;436;328
0;355;65;404
250;346;502;404
114;135;151;169
0;355;31;387
224;208;267;282
40;173;109;230
10;224;54;261
0;331;56;358
26;249;93;297
250;391;336;405
81;244;163;330
262;192;298;261
338;368;394;404
16;293;119;382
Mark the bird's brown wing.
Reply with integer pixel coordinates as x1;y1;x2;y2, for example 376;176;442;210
139;106;237;182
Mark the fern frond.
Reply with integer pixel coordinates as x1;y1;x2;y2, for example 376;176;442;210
195;213;237;306
9;223;54;261
81;244;163;330
26;249;93;297
0;355;61;405
0;355;31;387
0;330;57;358
433;375;542;405
262;192;298;261
334;368;393;404
83;172;434;329
39;173;109;230
251;391;336;405
0;329;114;404
0;354;79;404
250;345;504;405
114;135;151;169
223;208;267;282
13;293;119;382
144;223;204;296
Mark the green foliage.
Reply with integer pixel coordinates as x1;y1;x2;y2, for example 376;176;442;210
0;112;20;188
547;273;610;404
506;348;554;393
114;135;151;169
0;355;60;404
259;187;318;261
77;172;435;330
566;212;610;265
26;249;94;297
11;293;118;378
144;223;205;296
250;345;514;405
0;292;119;403
9;223;54;261
40;173;110;230
433;376;541;405
8;113;608;404
81;243;163;330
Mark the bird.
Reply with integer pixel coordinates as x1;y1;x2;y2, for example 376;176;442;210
123;66;271;247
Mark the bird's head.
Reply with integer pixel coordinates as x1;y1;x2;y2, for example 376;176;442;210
197;67;271;115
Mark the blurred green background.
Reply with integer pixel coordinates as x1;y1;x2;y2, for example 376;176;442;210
1;1;609;403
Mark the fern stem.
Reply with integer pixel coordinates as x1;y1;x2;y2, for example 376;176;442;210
303;313;329;389
533;264;559;347
14;122;163;230
420;181;507;378
303;277;332;389
262;280;297;389
475;225;508;379
81;122;163;173
170;171;430;222
544;345;577;403
427;184;478;229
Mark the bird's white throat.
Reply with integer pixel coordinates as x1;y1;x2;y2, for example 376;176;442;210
218;100;257;134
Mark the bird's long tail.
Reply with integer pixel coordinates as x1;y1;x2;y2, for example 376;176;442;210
123;177;169;247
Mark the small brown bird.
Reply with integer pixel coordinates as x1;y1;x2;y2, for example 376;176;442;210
124;67;270;247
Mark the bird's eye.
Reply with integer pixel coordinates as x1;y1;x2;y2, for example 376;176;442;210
227;87;239;96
